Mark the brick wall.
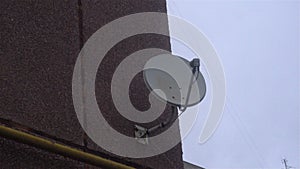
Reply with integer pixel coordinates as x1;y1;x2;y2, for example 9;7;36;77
0;1;183;168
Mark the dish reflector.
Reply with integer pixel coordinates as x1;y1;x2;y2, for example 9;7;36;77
143;54;206;107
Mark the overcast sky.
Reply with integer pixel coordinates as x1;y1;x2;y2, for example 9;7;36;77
167;0;299;168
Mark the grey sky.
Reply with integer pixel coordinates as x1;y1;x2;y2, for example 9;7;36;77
167;0;299;168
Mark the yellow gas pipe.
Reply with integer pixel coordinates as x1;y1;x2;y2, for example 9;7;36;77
0;125;135;169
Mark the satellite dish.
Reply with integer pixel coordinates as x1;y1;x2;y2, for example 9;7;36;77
134;53;206;144
143;54;206;109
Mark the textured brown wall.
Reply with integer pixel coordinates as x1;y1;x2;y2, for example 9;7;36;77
0;0;183;168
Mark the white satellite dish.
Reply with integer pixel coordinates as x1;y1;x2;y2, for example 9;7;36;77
135;54;206;144
143;54;206;109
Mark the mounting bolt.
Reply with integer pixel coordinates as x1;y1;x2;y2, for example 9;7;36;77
134;125;149;144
